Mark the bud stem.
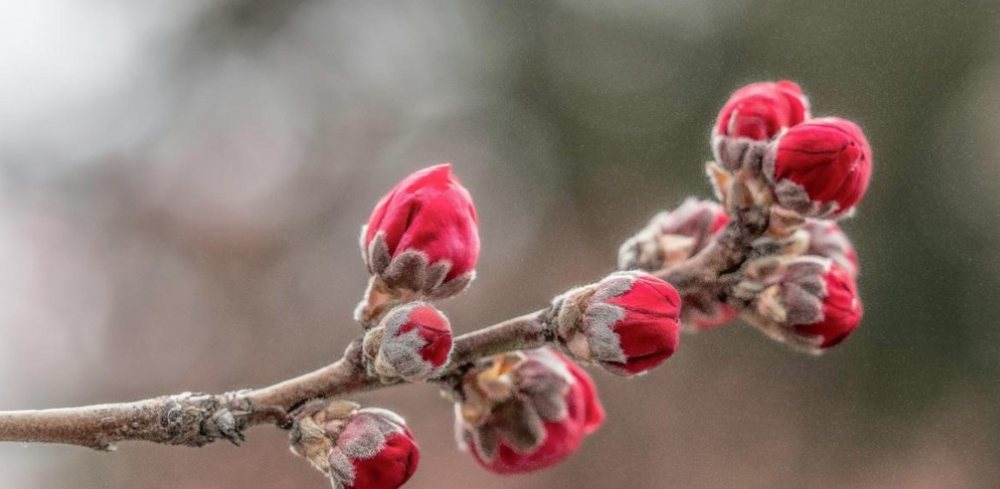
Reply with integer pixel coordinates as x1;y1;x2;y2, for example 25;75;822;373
659;203;769;295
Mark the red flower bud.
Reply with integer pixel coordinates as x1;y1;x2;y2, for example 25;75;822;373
360;164;480;300
555;271;681;376
326;408;420;489
712;81;811;172
793;264;863;349
368;302;453;382
763;117;873;218
456;348;605;474
802;219;859;279
739;257;862;352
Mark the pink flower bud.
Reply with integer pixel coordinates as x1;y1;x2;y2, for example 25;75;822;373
368;302;453;382
456;348;605;474
555;271;681;376
327;408;420;489
361;164;480;300
739;257;862;352
802;219;859;279
763;117;873;218
712;81;811;173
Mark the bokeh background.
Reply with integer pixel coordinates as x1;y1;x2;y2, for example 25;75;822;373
1;0;999;487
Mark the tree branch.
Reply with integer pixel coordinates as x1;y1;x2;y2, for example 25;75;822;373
0;207;766;451
0;310;554;449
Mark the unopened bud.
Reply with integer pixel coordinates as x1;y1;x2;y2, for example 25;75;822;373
454;348;604;474
737;257;862;353
290;404;419;489
553;271;681;376
364;302;453;383
712;81;811;174
763;117;873;218
356;164;480;326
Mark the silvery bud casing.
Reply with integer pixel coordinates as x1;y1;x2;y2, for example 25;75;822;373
712;80;811;176
552;271;681;376
362;302;453;383
734;256;863;353
617;199;736;331
290;404;420;489
618;198;729;273
454;348;604;474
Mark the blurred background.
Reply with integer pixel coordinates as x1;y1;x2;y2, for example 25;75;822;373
0;0;998;487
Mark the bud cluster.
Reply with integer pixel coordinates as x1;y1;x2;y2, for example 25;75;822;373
300;79;874;487
711;81;872;219
346;165;657;479
619;80;870;352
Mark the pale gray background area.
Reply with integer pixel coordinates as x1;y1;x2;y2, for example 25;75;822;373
0;1;998;488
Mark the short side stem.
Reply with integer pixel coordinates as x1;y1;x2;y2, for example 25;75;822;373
659;204;769;294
